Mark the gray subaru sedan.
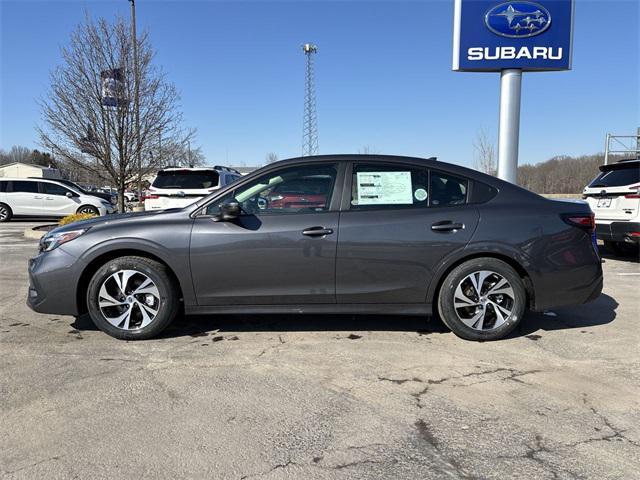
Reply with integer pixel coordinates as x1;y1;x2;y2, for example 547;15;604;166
27;155;603;341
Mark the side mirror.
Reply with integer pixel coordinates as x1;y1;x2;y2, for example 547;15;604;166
216;201;242;221
66;192;74;198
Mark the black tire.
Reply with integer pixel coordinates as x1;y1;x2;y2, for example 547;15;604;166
0;203;12;222
604;240;639;258
86;256;179;340
437;258;526;341
77;205;99;216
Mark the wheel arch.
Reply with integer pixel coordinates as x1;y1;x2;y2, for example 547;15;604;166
429;251;536;313
76;248;185;316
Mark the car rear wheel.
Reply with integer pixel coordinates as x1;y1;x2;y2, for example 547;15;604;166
0;203;12;222
86;256;179;340
437;258;526;341
77;205;99;216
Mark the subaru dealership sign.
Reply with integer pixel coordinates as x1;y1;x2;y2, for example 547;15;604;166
453;0;574;71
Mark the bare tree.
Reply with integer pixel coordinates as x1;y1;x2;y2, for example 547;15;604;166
2;145;33;164
265;152;279;164
38;15;195;211
473;129;496;175
358;145;379;155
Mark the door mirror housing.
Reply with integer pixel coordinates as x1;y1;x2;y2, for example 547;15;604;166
215;200;242;221
65;191;74;198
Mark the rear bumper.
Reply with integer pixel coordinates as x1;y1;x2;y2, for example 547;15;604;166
596;221;640;244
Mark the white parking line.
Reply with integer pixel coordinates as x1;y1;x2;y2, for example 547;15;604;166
617;273;640;276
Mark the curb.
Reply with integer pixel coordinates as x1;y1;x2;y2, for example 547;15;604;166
24;225;57;241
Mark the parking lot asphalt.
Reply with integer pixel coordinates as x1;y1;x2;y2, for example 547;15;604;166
1;221;639;480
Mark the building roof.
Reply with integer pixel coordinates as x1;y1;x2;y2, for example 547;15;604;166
0;162;56;170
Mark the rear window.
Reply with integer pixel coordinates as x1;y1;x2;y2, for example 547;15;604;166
589;165;640;188
0;181;7;192
152;170;220;190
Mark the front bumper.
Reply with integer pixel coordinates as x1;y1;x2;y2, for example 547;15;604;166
27;247;82;316
596;221;640;244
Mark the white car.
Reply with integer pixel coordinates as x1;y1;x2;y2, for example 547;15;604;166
0;178;116;222
583;158;640;256
144;166;241;211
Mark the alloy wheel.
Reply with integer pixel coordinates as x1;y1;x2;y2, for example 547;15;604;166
453;270;515;331
98;269;161;330
79;206;98;215
0;205;8;221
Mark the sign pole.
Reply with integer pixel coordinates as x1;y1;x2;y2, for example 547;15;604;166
497;69;522;184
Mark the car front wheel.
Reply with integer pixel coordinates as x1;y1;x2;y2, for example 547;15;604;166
437;258;526;341
77;205;99;216
86;256;180;340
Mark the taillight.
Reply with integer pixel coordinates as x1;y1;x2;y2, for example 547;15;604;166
146;195;159;200
625;187;640;199
562;213;595;232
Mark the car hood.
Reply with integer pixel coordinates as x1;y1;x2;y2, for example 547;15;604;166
48;208;186;235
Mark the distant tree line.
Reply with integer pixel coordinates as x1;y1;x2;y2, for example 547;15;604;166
516;154;629;194
0;145;57;168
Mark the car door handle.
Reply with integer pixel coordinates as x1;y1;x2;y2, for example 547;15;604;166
34;196;44;199
431;221;464;232
302;226;334;237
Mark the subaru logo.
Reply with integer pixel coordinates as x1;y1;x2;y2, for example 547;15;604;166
485;1;552;38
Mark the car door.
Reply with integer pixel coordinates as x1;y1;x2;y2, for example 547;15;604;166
190;162;344;305
336;162;480;304
41;182;78;216
8;180;44;215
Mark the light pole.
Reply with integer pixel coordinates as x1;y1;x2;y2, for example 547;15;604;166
129;0;142;202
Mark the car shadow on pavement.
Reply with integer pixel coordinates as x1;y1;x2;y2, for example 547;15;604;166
71;293;618;341
512;293;618;338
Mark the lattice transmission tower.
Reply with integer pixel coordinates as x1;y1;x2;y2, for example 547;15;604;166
302;43;318;156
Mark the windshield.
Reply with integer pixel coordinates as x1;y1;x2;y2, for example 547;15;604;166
589;165;640;188
152;170;220;190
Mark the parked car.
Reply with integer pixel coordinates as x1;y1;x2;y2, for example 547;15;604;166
27;155;602;341
29;177;116;205
144;166;241;211
583;158;640;256
0;178;116;222
123;191;138;203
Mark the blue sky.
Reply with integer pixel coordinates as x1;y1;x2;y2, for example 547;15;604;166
1;0;638;167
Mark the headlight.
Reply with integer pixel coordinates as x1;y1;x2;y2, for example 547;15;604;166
39;229;88;252
101;200;112;207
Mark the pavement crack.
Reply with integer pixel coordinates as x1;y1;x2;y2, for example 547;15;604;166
413;420;480;479
4;455;64;474
240;459;297;479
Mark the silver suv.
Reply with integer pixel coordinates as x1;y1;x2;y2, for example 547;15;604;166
583;159;640;256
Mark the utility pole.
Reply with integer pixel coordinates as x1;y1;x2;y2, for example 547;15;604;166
129;0;142;201
302;43;318;157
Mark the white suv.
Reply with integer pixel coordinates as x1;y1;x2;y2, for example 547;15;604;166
0;178;116;222
583;159;640;256
145;166;241;211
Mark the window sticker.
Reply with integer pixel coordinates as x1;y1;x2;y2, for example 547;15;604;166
356;171;413;205
414;188;428;202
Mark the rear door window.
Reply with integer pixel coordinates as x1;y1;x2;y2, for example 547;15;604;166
152;170;220;189
589;165;640;188
430;172;467;207
0;181;7;192
11;181;39;193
